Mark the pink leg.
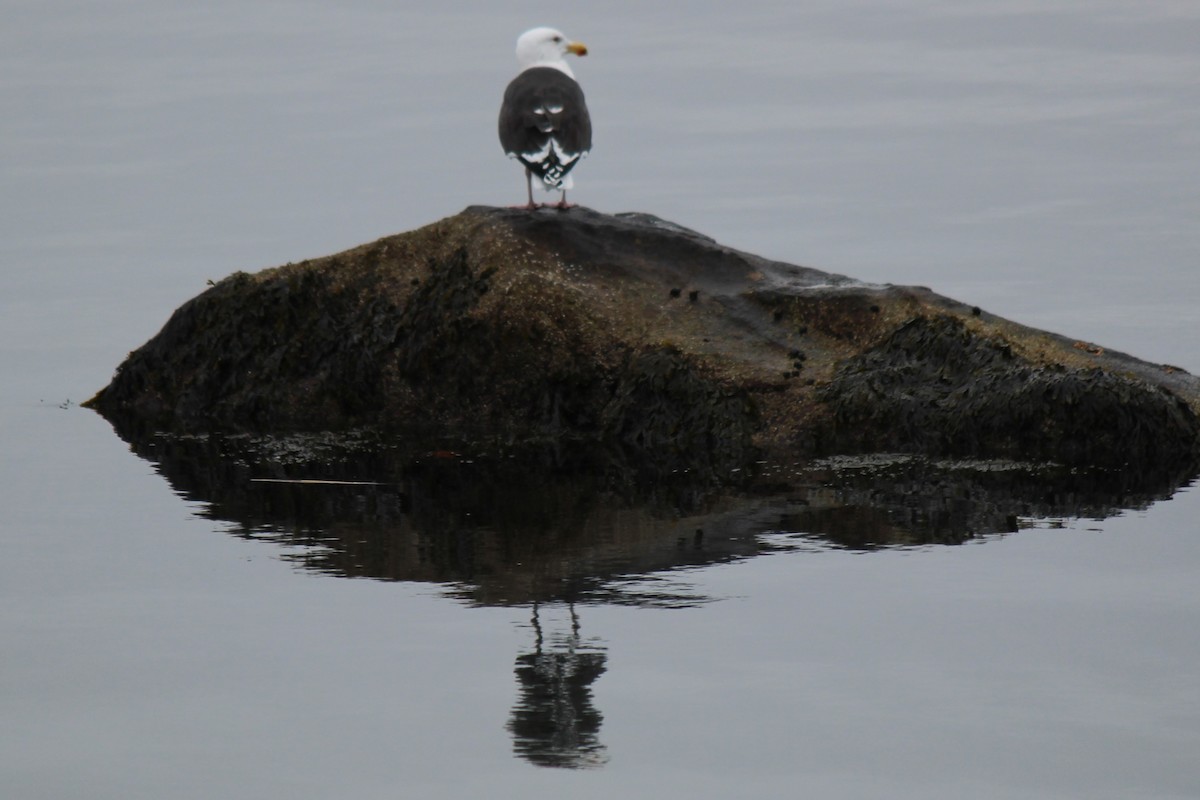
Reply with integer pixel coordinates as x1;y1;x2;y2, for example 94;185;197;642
508;170;539;210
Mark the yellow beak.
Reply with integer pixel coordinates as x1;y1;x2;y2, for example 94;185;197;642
566;41;588;57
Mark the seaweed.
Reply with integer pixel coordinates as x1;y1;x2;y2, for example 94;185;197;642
600;345;758;477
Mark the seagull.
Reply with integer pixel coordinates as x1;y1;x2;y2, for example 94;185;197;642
498;27;592;209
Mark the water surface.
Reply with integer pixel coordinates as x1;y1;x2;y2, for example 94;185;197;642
3;2;1199;798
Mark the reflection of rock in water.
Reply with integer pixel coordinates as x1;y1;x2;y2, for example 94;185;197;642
769;454;1196;550
99;429;1198;602
507;604;608;769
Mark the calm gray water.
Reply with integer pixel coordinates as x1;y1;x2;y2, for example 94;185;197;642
3;2;1199;797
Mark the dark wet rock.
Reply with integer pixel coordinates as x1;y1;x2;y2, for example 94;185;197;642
85;205;1200;472
820;316;1199;465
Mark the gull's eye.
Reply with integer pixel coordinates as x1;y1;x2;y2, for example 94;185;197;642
552;35;562;42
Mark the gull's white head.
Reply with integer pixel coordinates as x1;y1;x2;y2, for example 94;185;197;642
515;27;588;77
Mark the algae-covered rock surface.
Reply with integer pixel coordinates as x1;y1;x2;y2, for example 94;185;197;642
85;205;1200;473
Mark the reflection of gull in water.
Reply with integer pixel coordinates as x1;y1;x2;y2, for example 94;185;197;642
507;602;609;769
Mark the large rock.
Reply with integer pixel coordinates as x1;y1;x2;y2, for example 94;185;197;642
85;206;1200;473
